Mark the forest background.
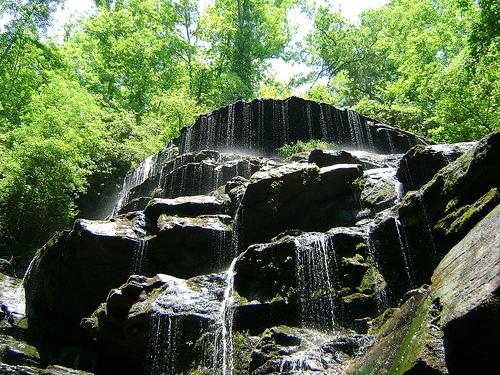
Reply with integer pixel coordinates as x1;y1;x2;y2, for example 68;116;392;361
0;0;498;270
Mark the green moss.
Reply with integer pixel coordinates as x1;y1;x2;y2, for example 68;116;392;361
233;331;254;374
369;307;399;335
435;188;499;235
351;176;367;196
388;296;432;374
358;267;384;294
267;178;284;215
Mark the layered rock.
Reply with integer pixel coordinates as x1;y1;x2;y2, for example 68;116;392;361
178;97;422;155
347;204;500;374
237;162;363;250
15;98;499;375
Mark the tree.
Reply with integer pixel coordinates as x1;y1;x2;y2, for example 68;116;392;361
201;0;296;101
0;74;104;264
304;0;499;141
0;0;64;130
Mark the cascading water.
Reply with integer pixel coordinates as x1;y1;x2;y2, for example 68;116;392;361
147;313;182;375
207;258;238;375
219;258;237;375
294;233;337;331
112;151;168;215
131;238;148;275
177;97;420;156
365;226;389;312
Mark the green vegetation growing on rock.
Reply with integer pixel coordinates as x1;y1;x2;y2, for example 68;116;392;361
278;140;331;158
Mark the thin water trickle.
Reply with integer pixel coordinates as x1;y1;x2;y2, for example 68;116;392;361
131;239;148;275
385;131;396;154
416;193;438;255
219;258;237;375
394;217;414;287
365;226;389;311
294;234;336;331
147;313;182;375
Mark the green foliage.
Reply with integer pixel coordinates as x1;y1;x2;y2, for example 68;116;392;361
0;74;104;262
351;176;367;196
302;166;321;185
278;139;330;158
304;0;499;142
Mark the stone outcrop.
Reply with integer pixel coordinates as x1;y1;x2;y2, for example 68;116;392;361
237;162;363;249
347;204;500;374
177;97;422;155
12;98;499;375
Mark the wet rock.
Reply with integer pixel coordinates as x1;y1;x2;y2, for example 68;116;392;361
117;197;151;215
0;273;25;319
24;212;231;345
0;335;40;367
370;133;500;300
347;204;500;374
147;214;232;277
24;213;147;343
249;326;371;374
83;273;226;375
178;97;422;156
144;196;224;220
396;142;475;192
234;229;379;331
308;149;360;167
360;168;401;212
431;204;500;374
0;364;93;375
346;291;447;374
238;162;363;249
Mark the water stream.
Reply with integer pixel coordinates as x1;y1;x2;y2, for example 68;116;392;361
294;233;336;331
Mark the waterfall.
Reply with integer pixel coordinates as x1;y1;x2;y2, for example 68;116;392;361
394;217;414;287
230;205;243;258
112;152;163;215
385;131;396;154
294;233;336;331
147;313;182;375
212;258;238;375
131;238;148;275
347;109;366;149
365;226;388;311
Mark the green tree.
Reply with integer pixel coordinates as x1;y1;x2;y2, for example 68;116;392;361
201;0;296;102
304;0;499;141
0;74;104;264
0;0;64;130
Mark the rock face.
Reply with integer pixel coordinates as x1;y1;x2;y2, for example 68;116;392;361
177;97;422;155
12;99;499;375
347;204;500;374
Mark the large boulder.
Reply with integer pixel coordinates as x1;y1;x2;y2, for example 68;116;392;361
82;273;226;375
346;204;500;374
308;149;361;167
238;162;363;249
396;142;475;192
24;211;231;344
370;133;500;300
